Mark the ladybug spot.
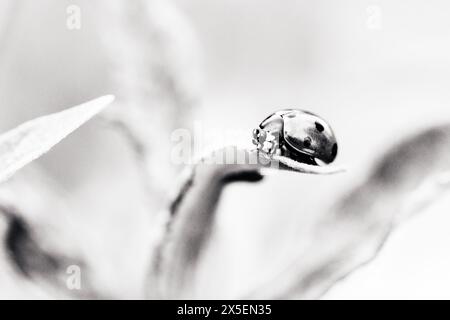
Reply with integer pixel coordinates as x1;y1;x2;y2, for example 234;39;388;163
331;143;338;157
303;137;312;148
315;122;324;132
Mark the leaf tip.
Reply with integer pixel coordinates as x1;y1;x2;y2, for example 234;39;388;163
96;94;115;109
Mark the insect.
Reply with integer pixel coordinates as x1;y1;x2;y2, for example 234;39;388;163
252;109;338;165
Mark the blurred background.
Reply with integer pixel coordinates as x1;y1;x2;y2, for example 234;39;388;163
1;0;450;299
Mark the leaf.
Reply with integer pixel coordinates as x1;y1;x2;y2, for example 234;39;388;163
149;125;450;299
0;95;114;184
98;1;201;199
147;147;344;298
0;95;114;298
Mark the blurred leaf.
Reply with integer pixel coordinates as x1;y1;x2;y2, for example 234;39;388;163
0;167;102;299
247;124;450;299
0;95;114;184
99;0;201;198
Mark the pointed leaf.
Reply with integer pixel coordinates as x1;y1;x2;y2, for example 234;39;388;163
0;95;114;183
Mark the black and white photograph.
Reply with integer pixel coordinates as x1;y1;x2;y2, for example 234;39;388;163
1;0;450;304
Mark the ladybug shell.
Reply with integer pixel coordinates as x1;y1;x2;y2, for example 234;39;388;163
282;110;338;164
258;109;290;139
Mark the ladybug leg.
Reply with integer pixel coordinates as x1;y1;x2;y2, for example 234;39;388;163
266;131;281;155
266;139;278;155
252;128;267;149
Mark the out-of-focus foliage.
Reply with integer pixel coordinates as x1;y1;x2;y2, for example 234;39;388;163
0;0;202;299
0;96;113;298
98;0;202;198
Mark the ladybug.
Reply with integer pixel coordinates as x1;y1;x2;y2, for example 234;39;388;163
252;109;338;166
